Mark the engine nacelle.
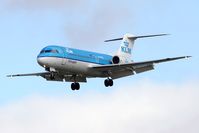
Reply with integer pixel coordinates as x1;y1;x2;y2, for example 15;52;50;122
112;56;120;64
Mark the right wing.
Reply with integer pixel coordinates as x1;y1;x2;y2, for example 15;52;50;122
90;56;191;79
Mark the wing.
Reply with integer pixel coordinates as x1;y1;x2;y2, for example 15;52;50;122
90;56;191;79
7;72;87;82
7;72;50;77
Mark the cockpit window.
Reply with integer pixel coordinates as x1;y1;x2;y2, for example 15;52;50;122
40;50;45;54
50;50;59;53
40;49;59;54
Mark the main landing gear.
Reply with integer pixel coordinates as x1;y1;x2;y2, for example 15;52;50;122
71;82;80;91
70;75;80;91
104;78;113;87
70;77;113;91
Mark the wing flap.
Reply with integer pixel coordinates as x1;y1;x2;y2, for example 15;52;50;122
135;64;154;73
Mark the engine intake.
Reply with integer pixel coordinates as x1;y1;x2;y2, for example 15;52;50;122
112;56;120;64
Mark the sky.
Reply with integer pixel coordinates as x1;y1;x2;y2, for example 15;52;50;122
0;0;199;133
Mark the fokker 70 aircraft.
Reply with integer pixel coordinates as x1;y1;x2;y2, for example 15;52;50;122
7;34;190;90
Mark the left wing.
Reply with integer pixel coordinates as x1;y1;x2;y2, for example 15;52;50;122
7;72;87;82
7;72;50;77
90;56;191;79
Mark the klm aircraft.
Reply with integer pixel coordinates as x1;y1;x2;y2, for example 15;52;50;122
7;34;191;90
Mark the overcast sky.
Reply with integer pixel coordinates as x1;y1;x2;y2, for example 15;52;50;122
0;0;198;133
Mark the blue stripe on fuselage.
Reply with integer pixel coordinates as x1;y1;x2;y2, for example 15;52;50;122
37;45;113;65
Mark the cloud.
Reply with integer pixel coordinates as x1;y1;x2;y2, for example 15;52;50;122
6;0;84;10
0;80;199;133
4;0;133;48
65;1;132;47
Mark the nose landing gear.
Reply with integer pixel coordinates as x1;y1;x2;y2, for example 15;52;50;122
49;73;55;80
104;78;113;87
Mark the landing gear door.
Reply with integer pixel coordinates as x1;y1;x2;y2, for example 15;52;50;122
61;48;66;65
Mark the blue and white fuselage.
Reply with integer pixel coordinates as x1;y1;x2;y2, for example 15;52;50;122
37;45;113;77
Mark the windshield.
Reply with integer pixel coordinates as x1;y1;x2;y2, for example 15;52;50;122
40;49;59;54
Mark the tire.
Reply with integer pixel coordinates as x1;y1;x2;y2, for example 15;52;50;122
75;83;80;90
71;83;76;90
109;79;113;86
104;79;109;87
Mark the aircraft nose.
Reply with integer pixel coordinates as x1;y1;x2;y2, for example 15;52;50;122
37;57;46;67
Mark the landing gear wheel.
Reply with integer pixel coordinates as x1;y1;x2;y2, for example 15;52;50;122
104;79;114;87
75;83;80;90
109;79;113;86
104;79;109;87
71;82;80;90
71;83;76;91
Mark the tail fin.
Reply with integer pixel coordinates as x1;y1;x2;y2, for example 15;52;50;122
105;33;168;62
117;34;135;59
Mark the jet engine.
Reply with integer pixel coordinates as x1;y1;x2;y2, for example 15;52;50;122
112;56;120;64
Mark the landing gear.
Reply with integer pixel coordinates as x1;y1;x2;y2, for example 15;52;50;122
49;73;55;80
104;78;113;87
71;82;80;90
70;75;80;91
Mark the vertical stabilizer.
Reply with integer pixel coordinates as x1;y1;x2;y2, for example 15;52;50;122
104;33;168;63
117;34;135;61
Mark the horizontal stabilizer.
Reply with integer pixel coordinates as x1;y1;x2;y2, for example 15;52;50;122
104;34;169;42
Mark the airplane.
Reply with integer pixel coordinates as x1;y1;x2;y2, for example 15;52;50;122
7;33;191;91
